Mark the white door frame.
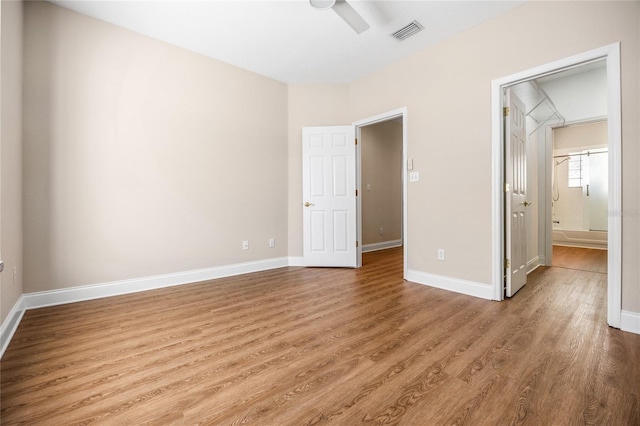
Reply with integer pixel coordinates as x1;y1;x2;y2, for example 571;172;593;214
353;107;408;279
491;43;622;328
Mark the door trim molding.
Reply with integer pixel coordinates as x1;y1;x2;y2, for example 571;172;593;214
491;43;622;328
353;107;408;279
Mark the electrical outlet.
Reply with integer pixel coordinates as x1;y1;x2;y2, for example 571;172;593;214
242;241;249;250
13;266;18;285
379;227;384;236
437;249;445;261
269;238;275;248
409;171;420;182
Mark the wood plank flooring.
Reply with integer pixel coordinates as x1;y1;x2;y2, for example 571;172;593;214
552;244;608;274
2;247;639;425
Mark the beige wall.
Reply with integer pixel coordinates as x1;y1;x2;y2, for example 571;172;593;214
1;0;24;324
361;120;402;246
287;84;349;258
637;0;640;312
5;1;640;323
345;1;639;311
554;121;608;151
23;2;288;292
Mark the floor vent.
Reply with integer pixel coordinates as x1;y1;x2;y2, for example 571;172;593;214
391;20;424;41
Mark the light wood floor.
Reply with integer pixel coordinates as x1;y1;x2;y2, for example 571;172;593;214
2;247;639;425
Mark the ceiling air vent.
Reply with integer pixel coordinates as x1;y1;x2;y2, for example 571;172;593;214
391;20;424;41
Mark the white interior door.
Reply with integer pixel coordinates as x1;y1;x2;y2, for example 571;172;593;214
505;89;528;297
302;126;358;267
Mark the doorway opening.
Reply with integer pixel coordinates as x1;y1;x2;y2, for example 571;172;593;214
359;120;403;253
354;107;408;279
551;120;609;252
491;43;621;328
507;59;609;291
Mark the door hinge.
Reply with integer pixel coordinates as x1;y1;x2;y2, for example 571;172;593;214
504;183;510;193
356;241;359;248
503;107;510;117
355;138;358;145
355;189;358;196
505;259;511;268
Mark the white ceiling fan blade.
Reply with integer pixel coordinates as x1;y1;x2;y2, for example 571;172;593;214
332;0;370;34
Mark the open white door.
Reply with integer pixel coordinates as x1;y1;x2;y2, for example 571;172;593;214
505;89;529;297
302;126;358;267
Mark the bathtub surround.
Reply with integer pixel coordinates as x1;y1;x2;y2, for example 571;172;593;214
552;229;607;250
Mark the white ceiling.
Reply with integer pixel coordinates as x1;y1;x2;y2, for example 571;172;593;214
48;0;526;84
511;60;608;128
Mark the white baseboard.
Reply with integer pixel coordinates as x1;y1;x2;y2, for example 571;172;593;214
621;310;640;335
0;295;26;359
362;239;402;253
527;256;543;274
406;270;493;300
288;256;304;267
0;257;289;359
288;242;403;265
23;257;290;310
4;257;635;360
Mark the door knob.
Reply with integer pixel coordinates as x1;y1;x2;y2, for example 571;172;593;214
304;202;315;207
523;201;532;207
